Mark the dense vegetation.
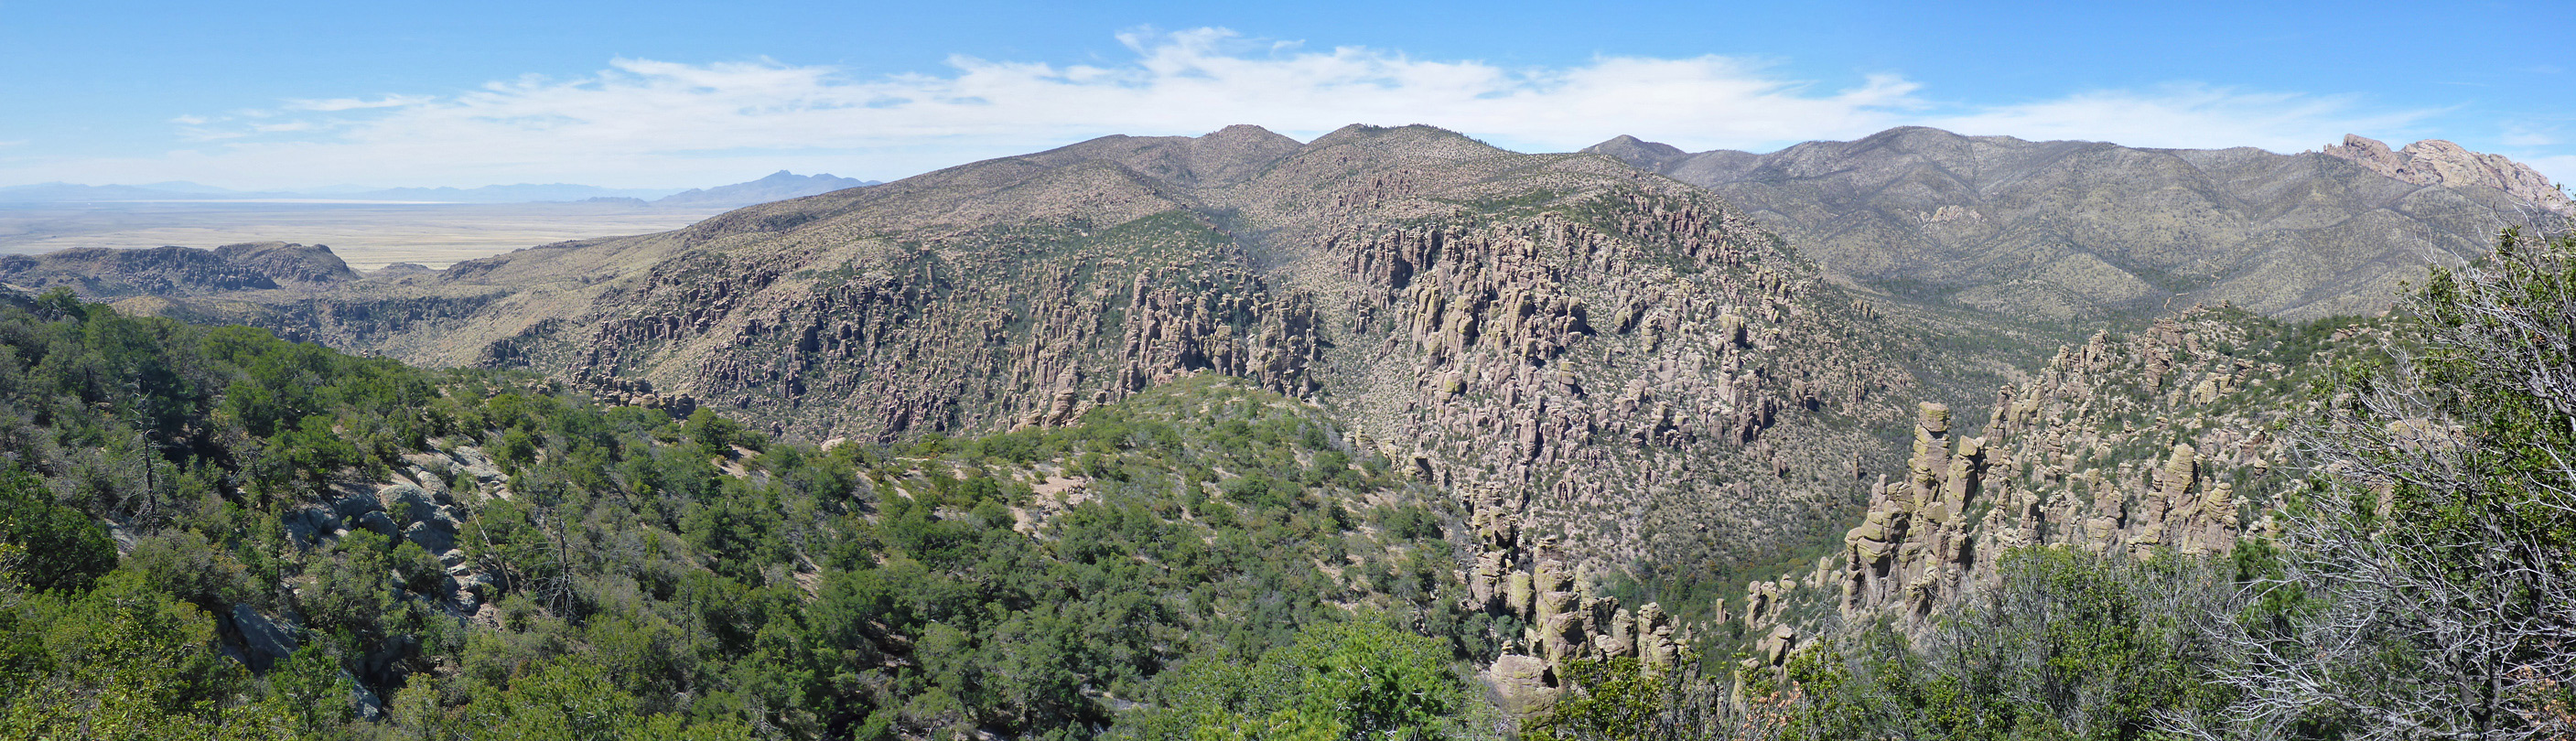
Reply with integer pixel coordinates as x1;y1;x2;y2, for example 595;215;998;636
0;289;1500;739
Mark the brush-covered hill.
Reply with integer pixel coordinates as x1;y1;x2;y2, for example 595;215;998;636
0;242;360;299
1587;127;2568;324
0;291;1513;739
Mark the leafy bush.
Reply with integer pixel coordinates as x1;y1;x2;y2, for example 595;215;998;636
0;465;115;593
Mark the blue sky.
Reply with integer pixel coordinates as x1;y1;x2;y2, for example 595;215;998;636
1;0;2569;188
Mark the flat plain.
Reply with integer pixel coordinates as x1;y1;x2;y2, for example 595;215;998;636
0;200;734;272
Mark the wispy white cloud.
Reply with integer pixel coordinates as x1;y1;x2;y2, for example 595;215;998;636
2503;122;2560;147
285;94;432;112
0;28;2481;188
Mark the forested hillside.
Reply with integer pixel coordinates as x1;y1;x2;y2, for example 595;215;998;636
0;289;1507;740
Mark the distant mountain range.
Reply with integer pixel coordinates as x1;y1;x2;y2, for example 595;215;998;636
650;170;877;207
0;171;878;207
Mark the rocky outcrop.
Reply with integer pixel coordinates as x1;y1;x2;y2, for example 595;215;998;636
282;442;512;616
1471;539;1687;718
221;604;301;673
0;242;356;299
540;212;1322;439
1840;402;1993;619
2324;134;2574;215
1486;653;1563;716
1466;478;1701;718
1815;306;2320;628
1327;181;1913;572
210;242;363;285
1;246;279;297
1698;306;2323;675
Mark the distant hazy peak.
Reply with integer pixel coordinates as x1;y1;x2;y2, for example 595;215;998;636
1579;134;1688;170
2324;134;2573;214
651;171;876;209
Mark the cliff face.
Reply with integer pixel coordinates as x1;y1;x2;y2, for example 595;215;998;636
1593;127;2563;323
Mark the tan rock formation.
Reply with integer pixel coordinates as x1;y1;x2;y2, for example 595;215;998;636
2324;134;2574;214
1813;306;2299;629
1486;654;1561;716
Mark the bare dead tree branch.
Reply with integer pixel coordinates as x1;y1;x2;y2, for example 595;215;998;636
2174;224;2576;741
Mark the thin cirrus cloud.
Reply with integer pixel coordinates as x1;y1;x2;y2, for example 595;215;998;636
7;28;2452;188
285;94;436;113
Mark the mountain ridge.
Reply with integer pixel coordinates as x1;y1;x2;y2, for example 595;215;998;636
1583;127;2567;323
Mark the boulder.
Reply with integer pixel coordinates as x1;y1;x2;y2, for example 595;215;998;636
1485;654;1560;717
227;604;300;672
1755;624;1799;667
402;521;458;555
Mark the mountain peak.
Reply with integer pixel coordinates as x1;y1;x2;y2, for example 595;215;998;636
1304;124;1508;163
1579;134;1688;170
1202;124;1298;145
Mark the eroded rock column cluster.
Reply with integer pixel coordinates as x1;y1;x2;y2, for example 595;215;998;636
1816;307;2282;626
1468;498;1685;715
1841;402;1990;619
